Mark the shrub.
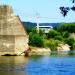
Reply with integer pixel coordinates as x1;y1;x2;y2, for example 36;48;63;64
44;39;62;51
31;27;37;34
39;29;45;36
54;35;64;41
62;31;70;38
47;29;60;38
65;37;75;49
57;23;75;33
29;32;44;47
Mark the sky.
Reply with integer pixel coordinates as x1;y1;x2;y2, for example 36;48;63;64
0;0;75;23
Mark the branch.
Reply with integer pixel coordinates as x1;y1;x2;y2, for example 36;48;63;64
60;7;70;17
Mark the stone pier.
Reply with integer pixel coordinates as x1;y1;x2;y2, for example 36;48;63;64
0;5;29;55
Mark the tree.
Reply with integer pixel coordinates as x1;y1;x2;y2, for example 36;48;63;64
39;29;45;36
54;35;64;41
60;7;70;17
47;29;60;38
65;37;75;49
72;0;75;3
45;39;61;51
63;31;70;38
60;0;75;17
57;23;75;33
31;27;37;34
29;28;44;47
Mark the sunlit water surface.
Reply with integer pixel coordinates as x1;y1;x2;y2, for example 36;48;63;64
0;55;75;75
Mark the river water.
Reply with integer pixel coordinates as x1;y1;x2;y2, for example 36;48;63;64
0;55;75;75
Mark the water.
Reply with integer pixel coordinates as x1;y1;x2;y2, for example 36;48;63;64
0;55;75;75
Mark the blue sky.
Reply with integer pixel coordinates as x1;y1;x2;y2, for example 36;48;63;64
0;0;75;23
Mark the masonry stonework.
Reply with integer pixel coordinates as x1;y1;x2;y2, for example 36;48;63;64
0;5;29;55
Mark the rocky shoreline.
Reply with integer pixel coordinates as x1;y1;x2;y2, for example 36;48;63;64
28;44;70;56
29;47;51;55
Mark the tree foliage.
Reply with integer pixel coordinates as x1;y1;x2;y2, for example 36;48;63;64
60;0;75;17
57;23;75;33
45;39;61;51
54;35;64;41
71;0;75;3
47;29;60;38
63;31;70;38
28;23;75;50
29;28;44;47
60;7;70;17
65;37;75;49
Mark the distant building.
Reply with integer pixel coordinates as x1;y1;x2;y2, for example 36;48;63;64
36;25;53;33
22;22;60;33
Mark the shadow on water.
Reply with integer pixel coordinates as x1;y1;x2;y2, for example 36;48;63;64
0;56;29;75
68;50;75;56
50;50;75;57
29;55;44;61
0;51;75;75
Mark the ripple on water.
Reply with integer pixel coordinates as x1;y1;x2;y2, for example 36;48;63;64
0;56;75;75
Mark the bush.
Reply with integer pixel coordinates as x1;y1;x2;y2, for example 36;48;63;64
39;29;45;36
47;29;60;38
54;35;64;41
29;32;44;47
65;37;75;49
31;27;37;34
62;31;70;38
44;39;62;51
57;23;75;33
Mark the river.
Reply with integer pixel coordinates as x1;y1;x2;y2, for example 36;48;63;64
0;55;75;75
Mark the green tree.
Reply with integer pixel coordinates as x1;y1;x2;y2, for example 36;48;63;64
29;29;44;47
57;23;75;33
31;27;37;34
39;29;44;36
47;29;60;39
65;37;75;50
60;0;75;17
45;39;61;51
54;35;64;41
63;31;70;38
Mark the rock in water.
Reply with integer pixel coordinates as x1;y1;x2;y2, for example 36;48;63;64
0;5;29;56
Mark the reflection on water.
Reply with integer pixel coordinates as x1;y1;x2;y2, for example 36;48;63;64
0;52;75;75
0;56;29;75
27;55;75;75
51;51;75;57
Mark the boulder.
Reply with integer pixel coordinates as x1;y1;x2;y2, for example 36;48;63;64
57;44;70;52
29;47;51;55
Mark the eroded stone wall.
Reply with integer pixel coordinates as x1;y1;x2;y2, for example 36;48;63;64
0;35;15;55
0;5;28;55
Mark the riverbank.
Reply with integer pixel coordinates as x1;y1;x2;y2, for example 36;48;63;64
28;23;75;55
29;47;51;55
28;45;71;56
